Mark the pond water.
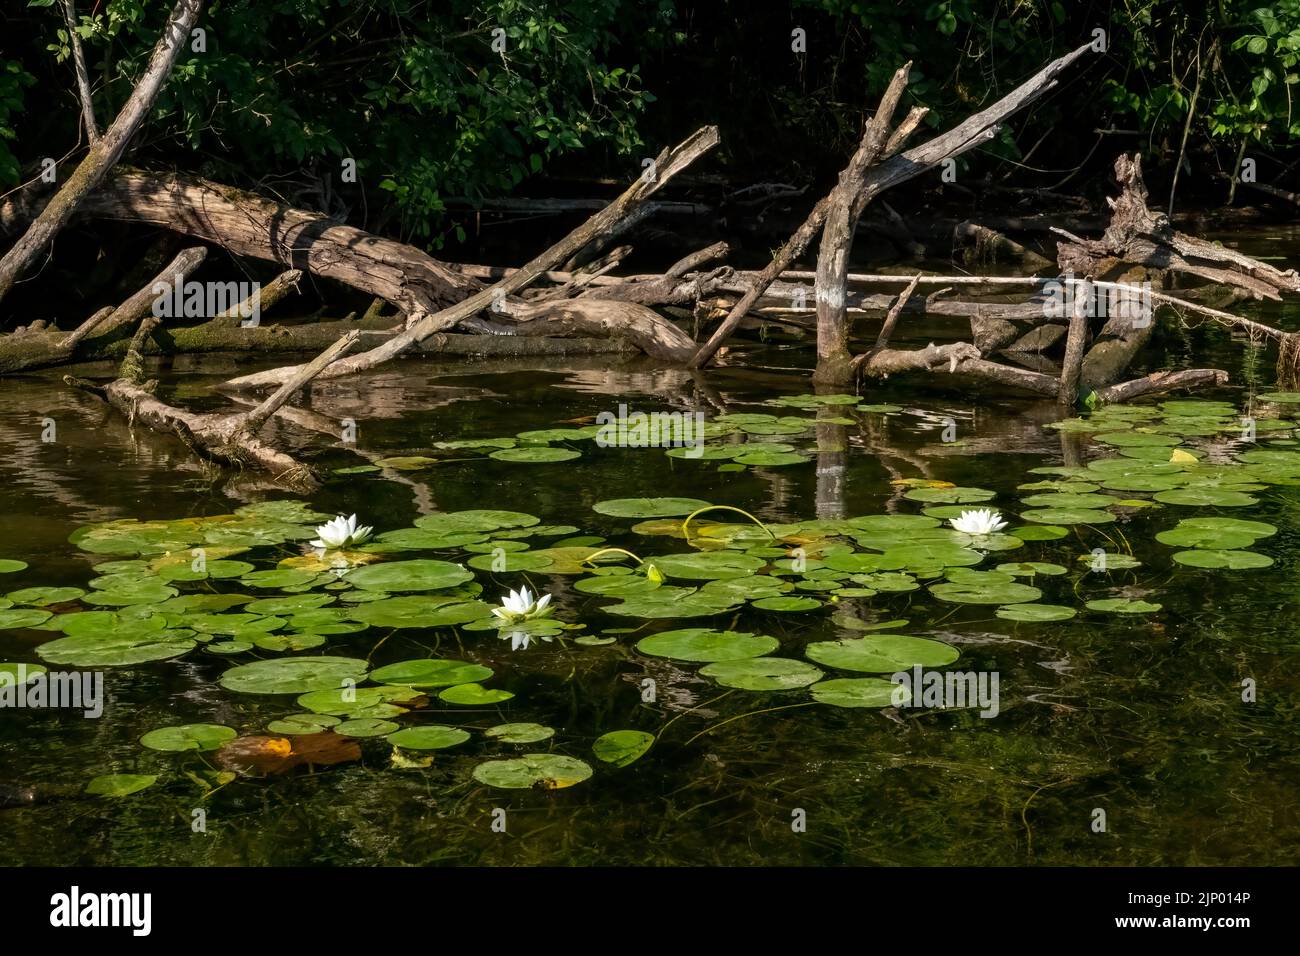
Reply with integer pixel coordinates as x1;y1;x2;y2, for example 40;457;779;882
2;228;1300;867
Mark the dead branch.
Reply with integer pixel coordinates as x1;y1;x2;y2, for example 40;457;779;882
689;40;1096;368
218;126;720;391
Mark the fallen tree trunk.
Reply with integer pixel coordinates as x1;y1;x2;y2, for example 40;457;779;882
2;168;481;314
219;126;720;391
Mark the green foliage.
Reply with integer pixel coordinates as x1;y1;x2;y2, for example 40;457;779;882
11;0;665;236
0;60;36;185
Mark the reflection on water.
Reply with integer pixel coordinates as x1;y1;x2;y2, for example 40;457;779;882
2;246;1300;866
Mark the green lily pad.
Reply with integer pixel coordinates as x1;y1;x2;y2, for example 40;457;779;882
1171;549;1274;569
296;685;419;716
903;486;996;504
6;586;86;606
636;628;778;662
751;595;821;612
1152;488;1258;507
652;551;767;581
1009;524;1069;541
85;774;157;797
335;718;401;738
472;754;593;789
929;581;1042;605
995;604;1077;622
387;725;471;750
37;630;195;667
1086;598;1162;614
347;596;490;628
465;551;554;572
439;683;514;705
486;722;555;744
995;562;1068;577
266;713;340;735
344;560;474;592
592;497;712;518
369;658;493;687
699;657;824;690
219;656;368;695
140;723;236;752
489;447;581;463
810;677;900;708
0;559;27;573
250;633;327;652
0;609;54;629
592;730;655;767
805;634;958;672
1020;508;1116;525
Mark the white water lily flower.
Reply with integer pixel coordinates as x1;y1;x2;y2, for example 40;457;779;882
948;509;1008;535
509;630;531;651
310;513;374;550
491;586;554;624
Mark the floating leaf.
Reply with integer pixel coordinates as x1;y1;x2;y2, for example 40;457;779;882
592;730;655;767
266;713;340;735
805;634;958;672
1153;488;1258;507
85;773;157;797
38;630;195;667
489;447;581;463
810;677;900;708
439;683;514;705
1171;549;1274;569
370;658;493;687
486;722;555;744
699;658;824;690
219;656;368;695
347;595;490;628
344;560;474;592
472;754;593;789
335;718;400;738
636;628;778;662
215;731;361;775
592;497;712;518
387;725;471;750
996;604;1077;622
1086;598;1162;614
0;609;53;629
751;595;821;612
140;724;237;752
929;581;1042;605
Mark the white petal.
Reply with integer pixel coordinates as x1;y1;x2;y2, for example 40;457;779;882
534;593;552;612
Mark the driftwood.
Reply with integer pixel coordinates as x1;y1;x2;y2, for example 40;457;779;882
2;169;481;314
1055;154;1300;301
67;327;361;489
689;40;1097;369
814;64;917;383
218;126;720;391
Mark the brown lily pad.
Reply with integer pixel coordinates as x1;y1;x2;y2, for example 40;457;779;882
214;731;361;776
